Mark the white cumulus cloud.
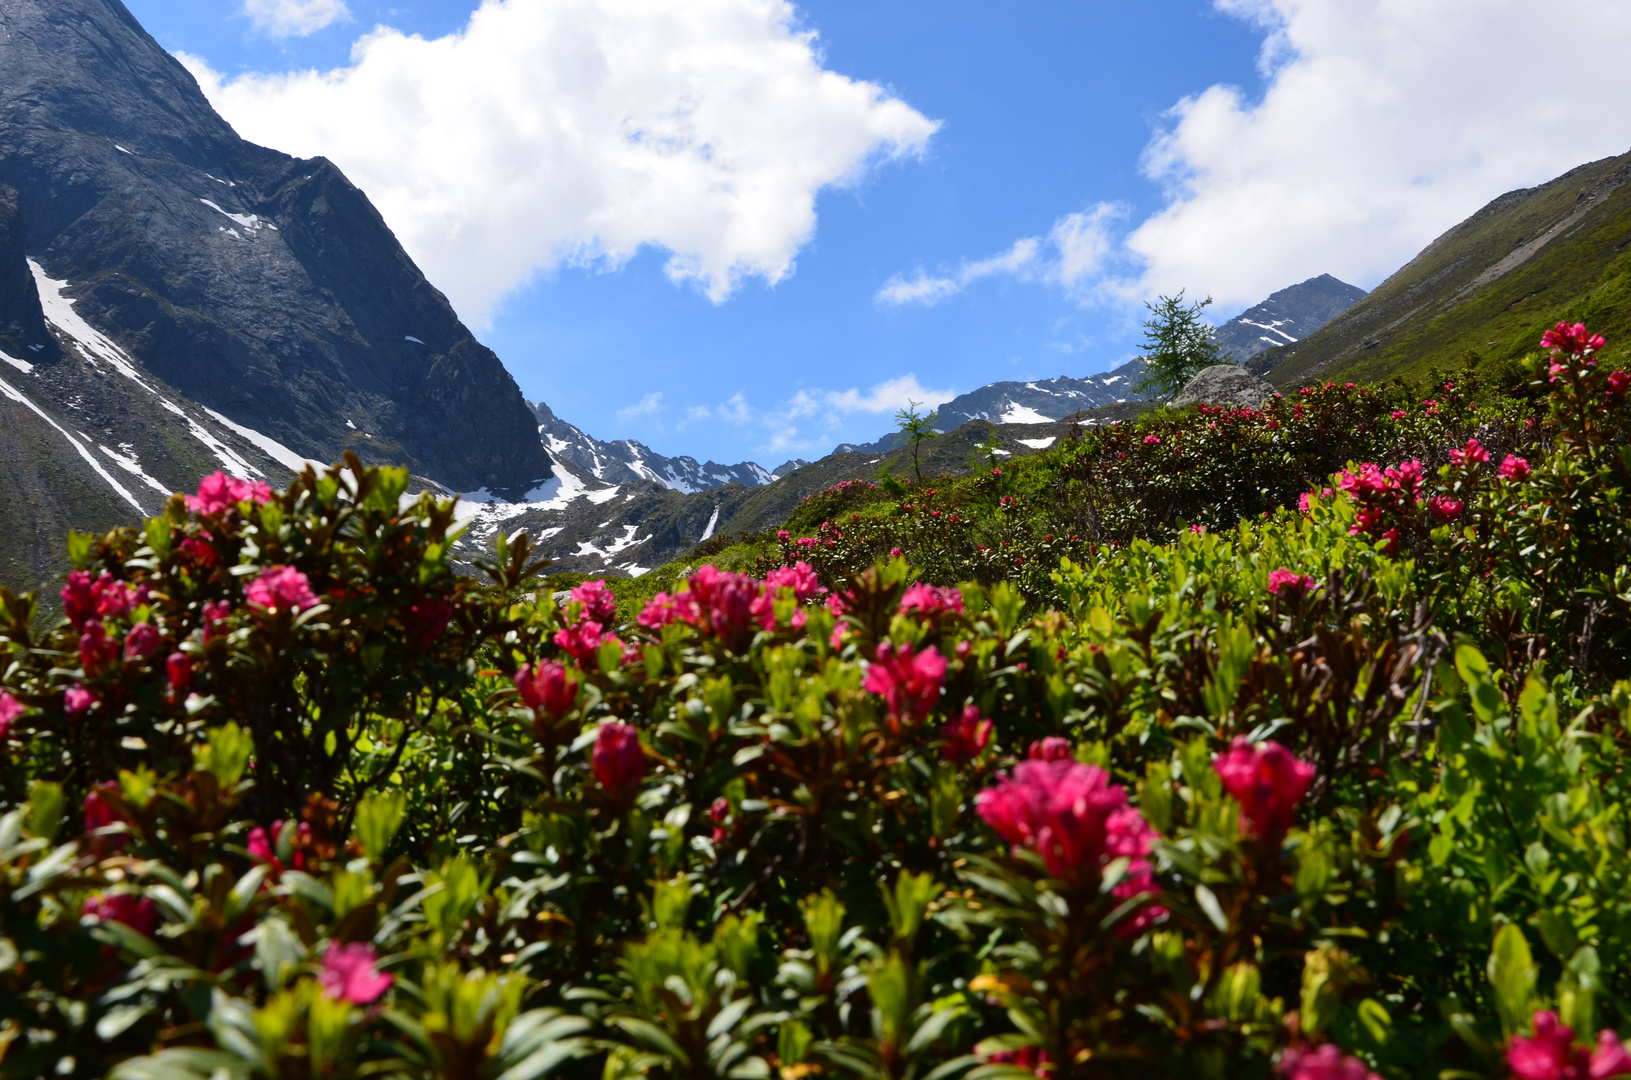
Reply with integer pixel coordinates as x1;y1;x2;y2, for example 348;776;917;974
1130;0;1631;307
183;0;938;325
677;375;954;455
242;0;349;38
616;392;664;421
883;0;1631;315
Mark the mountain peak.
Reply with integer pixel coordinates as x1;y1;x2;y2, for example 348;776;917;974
0;0;549;495
1212;274;1368;363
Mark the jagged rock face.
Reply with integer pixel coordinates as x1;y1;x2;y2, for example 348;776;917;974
0;186;58;363
0;0;549;494
1211;274;1368;363
1170;365;1279;411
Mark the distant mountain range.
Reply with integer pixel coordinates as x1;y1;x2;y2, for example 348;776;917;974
14;0;1613;589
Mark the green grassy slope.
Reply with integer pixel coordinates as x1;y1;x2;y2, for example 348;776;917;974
1252;150;1631;388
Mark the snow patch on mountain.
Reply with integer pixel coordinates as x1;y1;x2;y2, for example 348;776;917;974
532;399;774;494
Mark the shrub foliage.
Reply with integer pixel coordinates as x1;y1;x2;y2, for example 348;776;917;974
0;330;1625;1079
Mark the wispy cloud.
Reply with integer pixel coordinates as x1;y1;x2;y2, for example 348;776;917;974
876;205;1124;307
672;375;956;457
241;0;349;38
616;392;664;421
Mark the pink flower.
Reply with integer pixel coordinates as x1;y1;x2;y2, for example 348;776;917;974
1500;455;1532;481
1143;434;1162;446
320;942;394;1005
186;471;274;515
1609;370;1630;402
976;759;1165;919
0;691;21;740
890;547;904;558
554;620;608;664
570;580;619;625
65;685;97;720
1429;496;1464;522
515;661;578;720
1268;569;1316;596
776;529;791;542
202;600;233;641
763;562;824;603
1298;493;1313;513
795;537;819;549
85;787;121;833
592;722;645;789
1507;1011;1631;1080
61;571;140;628
166;653;194;695
1385;459;1424;501
1541;321;1605;357
1390;410;1407;420
1449;438;1491;467
1213;738;1316;844
402;598;454;651
899;582;964;618
179;536;218;567
864;641;947;727
941;706;993;764
82;893;160;938
124;621;161;661
1029;737;1074;762
686;566;763;650
1277;1043;1381;1080
1189;524;1206;535
245;566;319;615
79;622;121;675
637;591;700;630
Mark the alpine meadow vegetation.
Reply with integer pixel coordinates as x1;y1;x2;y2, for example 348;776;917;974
0;324;1627;1080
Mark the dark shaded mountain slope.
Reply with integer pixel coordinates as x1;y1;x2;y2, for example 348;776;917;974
1251;150;1631;387
0;0;548;494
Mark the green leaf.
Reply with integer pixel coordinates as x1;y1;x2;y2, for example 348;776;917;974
1488;923;1537;1037
1194;884;1229;933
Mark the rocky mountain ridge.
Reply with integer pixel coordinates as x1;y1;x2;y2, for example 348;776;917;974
1247;149;1631;387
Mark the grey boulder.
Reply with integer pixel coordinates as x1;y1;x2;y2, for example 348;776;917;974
1171;365;1279;411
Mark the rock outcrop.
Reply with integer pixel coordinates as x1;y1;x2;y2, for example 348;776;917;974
1171;365;1279;411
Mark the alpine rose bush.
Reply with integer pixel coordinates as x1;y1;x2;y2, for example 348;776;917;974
0;321;1624;1078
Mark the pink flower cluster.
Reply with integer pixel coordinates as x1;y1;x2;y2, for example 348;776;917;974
1449;438;1491;467
1541;321;1606;358
61;571;146;629
1337;460;1423;549
977;760;1165;927
1508;1011;1631;1080
516;660;578;721
0;691;21;741
941;705;993;764
320;942;393;1005
865;641;947;729
636;563;826;646
186;471;273;516
569;580;620;625
1501;455;1532;481
248;819;311;875
245;566;319;615
1213;738;1315;845
1278;1044;1380;1080
592;721;645;789
1267;568;1316;596
899;582;963;618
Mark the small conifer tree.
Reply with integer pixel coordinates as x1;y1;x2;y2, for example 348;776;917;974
1134;290;1222;400
893;399;940;482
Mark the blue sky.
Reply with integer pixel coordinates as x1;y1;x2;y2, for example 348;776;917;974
125;0;1631;468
